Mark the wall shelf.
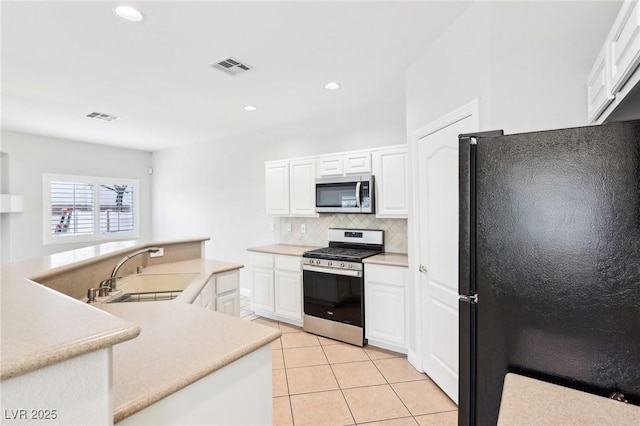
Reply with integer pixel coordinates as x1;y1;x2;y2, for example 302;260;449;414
0;194;24;213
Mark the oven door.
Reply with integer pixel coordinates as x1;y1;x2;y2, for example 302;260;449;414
303;265;364;327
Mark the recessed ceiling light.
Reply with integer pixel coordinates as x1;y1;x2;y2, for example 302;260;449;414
113;5;144;23
244;105;257;112
324;81;341;91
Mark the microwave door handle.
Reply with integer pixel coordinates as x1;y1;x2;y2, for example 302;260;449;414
355;181;361;207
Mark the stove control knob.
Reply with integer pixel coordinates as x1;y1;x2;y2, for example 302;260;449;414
340;263;345;268
349;264;353;269
328;261;333;267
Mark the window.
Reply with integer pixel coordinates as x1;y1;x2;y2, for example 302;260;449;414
43;174;140;244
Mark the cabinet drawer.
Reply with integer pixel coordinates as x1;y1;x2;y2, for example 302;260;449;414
216;271;239;295
366;264;407;286
251;253;274;268
275;255;302;272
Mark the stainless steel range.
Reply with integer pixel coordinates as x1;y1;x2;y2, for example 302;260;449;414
302;228;384;346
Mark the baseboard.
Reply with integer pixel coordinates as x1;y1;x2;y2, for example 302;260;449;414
366;338;408;355
252;310;303;328
407;349;423;372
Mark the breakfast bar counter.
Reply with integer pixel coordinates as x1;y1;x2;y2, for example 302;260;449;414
1;238;281;425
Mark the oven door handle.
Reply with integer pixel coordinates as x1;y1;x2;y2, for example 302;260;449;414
303;265;362;277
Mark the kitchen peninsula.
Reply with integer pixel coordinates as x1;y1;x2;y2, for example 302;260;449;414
0;238;280;425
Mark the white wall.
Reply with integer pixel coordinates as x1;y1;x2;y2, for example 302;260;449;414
404;0;621;363
151;99;406;291
406;1;621;136
0;131;152;263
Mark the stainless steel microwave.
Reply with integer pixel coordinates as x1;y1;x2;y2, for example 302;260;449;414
315;175;375;214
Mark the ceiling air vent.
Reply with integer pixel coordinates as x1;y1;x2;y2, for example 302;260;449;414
211;57;254;76
85;112;119;122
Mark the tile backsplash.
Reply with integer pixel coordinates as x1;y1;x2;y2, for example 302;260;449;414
279;214;407;253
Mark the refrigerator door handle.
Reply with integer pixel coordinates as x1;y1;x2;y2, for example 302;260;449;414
460;294;478;304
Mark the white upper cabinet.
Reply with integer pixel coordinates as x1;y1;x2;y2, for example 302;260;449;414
317;152;372;177
344;152;372;175
265;160;317;217
373;146;409;218
316;155;344;177
588;0;640;123
587;44;614;123
289;159;317;216
265;162;290;215
609;0;640;94
266;145;406;217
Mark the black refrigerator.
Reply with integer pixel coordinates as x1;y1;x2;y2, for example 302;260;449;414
458;120;640;426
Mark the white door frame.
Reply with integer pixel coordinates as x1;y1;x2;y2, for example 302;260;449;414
407;99;479;373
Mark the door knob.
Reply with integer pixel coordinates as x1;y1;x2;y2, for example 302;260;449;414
419;264;427;273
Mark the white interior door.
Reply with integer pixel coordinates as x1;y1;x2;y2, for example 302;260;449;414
413;100;479;403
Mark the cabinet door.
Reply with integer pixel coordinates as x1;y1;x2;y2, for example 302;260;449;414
200;280;215;310
317;155;344;177
251;268;274;312
587;44;615;123
344;152;371;174
216;291;239;317
265;162;290;215
274;270;302;321
366;283;405;345
289;159;317;216
609;0;640;94
373;147;409;218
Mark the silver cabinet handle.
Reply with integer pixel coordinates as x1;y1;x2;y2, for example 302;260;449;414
419;264;427;273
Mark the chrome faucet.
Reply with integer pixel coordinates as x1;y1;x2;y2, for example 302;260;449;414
106;247;161;291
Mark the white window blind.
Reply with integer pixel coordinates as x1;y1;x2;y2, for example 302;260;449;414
44;174;139;245
99;184;135;234
50;181;94;235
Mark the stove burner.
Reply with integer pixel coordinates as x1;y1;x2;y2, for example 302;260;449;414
303;247;381;261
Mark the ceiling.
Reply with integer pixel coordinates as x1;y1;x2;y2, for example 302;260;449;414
1;1;471;152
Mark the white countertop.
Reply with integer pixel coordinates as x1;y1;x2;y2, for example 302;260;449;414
247;243;322;257
498;373;640;425
98;301;280;422
363;252;408;267
1;238;281;422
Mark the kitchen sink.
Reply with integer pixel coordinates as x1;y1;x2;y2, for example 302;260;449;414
107;273;199;303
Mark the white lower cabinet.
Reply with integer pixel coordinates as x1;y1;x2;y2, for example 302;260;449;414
216;292;238;316
275;270;303;322
192;270;240;317
365;263;408;353
250;253;303;326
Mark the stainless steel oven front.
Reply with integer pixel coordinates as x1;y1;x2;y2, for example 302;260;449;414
302;260;366;346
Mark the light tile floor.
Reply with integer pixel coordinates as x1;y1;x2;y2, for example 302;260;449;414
247;313;458;426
